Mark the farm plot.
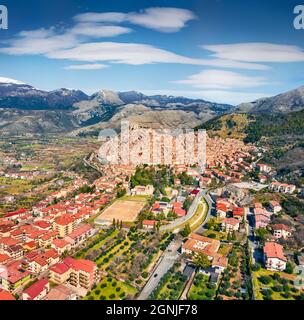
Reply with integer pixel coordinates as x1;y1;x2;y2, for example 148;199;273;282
97;198;146;223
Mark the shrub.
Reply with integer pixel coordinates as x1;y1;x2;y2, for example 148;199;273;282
272;285;283;292
281;292;291;299
251;263;261;271
278;278;288;285
285;262;294;274
259;275;272;285
272;273;281;281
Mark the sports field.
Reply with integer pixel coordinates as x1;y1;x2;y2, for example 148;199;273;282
97;196;147;222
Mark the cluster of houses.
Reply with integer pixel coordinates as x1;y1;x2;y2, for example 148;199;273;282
0;162;141;300
0;175;119;300
142;187;201;229
269;182;296;194
212;184;294;273
182;233;228;281
214;197;246;234
0;170;52;181
253;202;293;272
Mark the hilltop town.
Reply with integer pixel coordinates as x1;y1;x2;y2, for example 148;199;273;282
0;132;303;301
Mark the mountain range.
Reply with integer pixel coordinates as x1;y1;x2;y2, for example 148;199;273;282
0;77;304;136
0;78;232;135
236;86;304;114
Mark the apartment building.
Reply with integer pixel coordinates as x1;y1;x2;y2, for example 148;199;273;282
53;214;77;238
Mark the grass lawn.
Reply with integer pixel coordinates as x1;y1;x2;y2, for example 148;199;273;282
190;201;208;230
218;244;232;256
253;269;300;300
188;273;216;300
120;195;150;202
85;277;137;300
149;264;187;300
90;230;118;252
98;240;133;270
0;177;35;195
203;229;227;241
165;199;209;233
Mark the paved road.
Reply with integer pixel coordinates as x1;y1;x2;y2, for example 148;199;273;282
247;213;263;264
137;239;182;300
194;192;214;234
160;190;204;232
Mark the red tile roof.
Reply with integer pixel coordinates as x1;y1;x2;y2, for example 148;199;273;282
264;242;287;261
2;261;30;284
34;221;51;229
67;224;92;240
43;249;59;260
223;218;239;226
233;207;245;217
0;237;20;247
54;214;75;226
173;207;186;216
0;253;10;264
190;189;200;195
33;256;48;267
272;224;291;232
52;239;70;249
50;262;70;275
5;209;27;218
0;290;15;300
63;257;96;274
143;220;156;226
23;279;49;300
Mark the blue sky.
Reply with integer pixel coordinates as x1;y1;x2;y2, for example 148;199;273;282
0;0;304;104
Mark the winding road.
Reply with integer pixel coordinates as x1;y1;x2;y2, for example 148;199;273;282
137;190;214;300
160;189;212;233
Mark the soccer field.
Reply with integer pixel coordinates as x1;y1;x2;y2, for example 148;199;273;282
97;198;146;223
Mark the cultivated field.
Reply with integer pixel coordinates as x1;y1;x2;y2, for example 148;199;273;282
97;197;147;222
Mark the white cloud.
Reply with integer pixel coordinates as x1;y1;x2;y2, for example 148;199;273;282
174;69;268;89
74;12;127;23
0;29;268;69
64;63;108;70
0;23;132;55
127;7;196;32
0;8;269;71
46;42;267;69
203;43;304;63
0;28;78;55
47;42;193;65
74;7;196;33
70;23;132;38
